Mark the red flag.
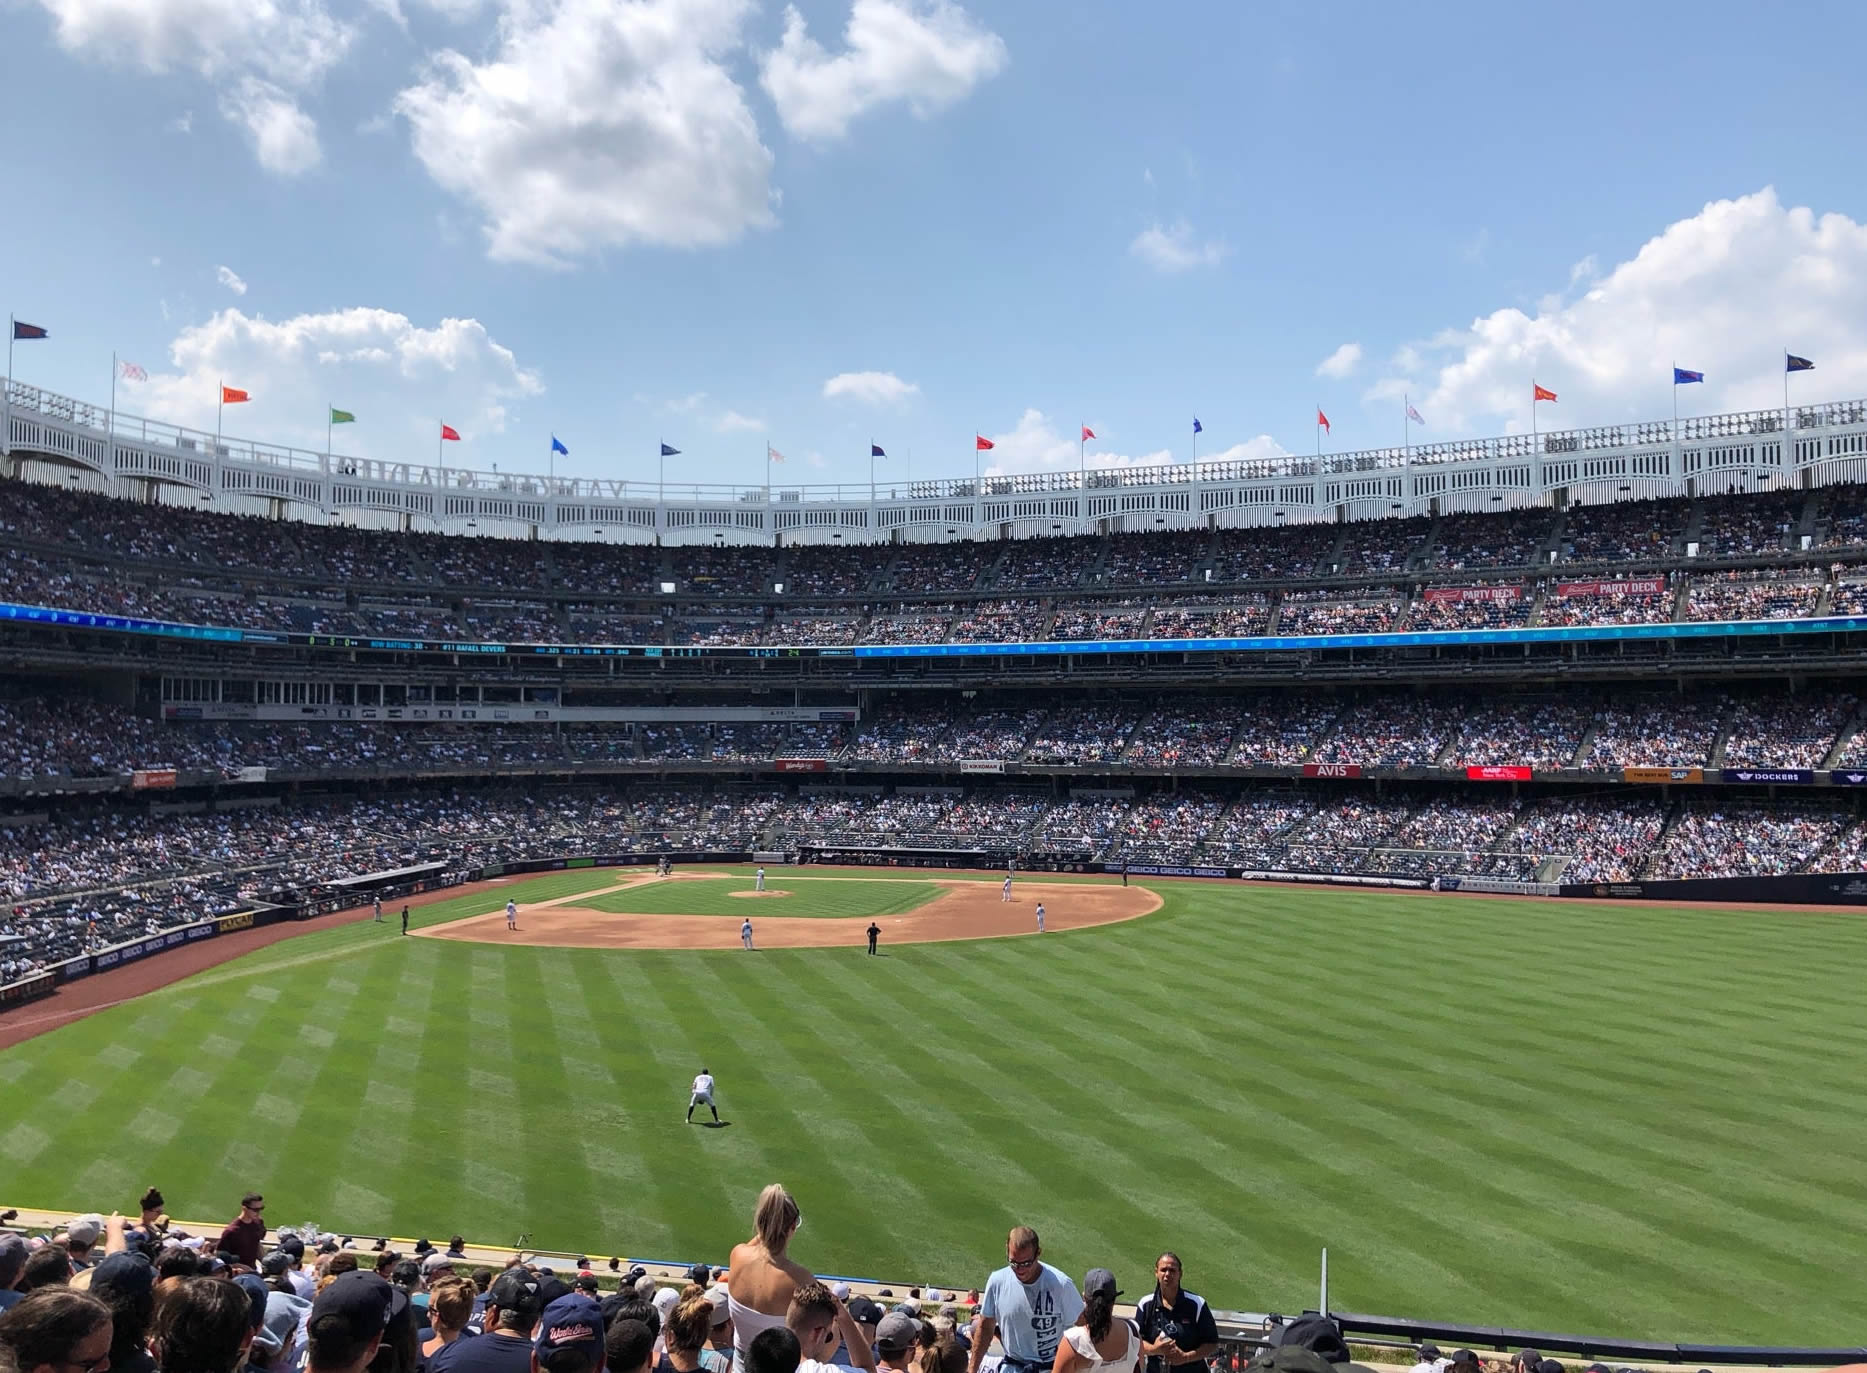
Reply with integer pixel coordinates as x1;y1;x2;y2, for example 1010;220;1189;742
1316;409;1331;433
1533;384;1558;403
440;423;461;441
1081;425;1095;442
975;435;994;451
220;386;249;404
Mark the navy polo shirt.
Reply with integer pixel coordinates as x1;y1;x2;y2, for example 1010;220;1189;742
1133;1287;1219;1373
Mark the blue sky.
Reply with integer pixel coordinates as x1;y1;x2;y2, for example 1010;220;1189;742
5;0;1867;490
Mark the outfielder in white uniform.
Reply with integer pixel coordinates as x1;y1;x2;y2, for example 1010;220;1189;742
755;867;766;892
1035;902;1046;933
741;918;755;950
1002;875;1013;902
686;1069;720;1124
505;899;518;930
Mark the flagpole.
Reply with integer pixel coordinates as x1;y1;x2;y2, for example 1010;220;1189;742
326;404;333;462
869;439;876;506
1403;393;1410;457
1531;380;1538;440
1316;403;1321;460
6;317;13;385
217;380;224;457
110;352;118;438
659;442;665;503
1784;349;1791;445
1672;361;1679;443
1079;421;1086;486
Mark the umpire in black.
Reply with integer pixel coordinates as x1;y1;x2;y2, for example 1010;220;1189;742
1134;1252;1219;1373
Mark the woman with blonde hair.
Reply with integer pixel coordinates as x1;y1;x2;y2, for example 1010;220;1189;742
421;1275;477;1362
657;1289;730;1373
725;1185;811;1370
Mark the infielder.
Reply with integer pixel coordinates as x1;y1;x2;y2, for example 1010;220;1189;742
400;905;409;935
505;899;518;930
867;921;880;955
373;896;383;924
1002;873;1013;902
755;867;766;892
1035;902;1046;933
686;1068;721;1124
741;917;755;950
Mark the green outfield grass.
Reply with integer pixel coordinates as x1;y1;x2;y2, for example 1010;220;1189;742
574;875;945;918
5;874;1867;1344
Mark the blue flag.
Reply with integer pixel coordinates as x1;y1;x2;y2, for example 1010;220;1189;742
871;444;886;458
1192;417;1203;434
11;321;47;340
1787;354;1815;373
551;435;569;455
1673;367;1704;385
660;443;680;457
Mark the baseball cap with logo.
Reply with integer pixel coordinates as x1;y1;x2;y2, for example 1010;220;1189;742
535;1295;605;1370
847;1296;883;1328
489;1267;547;1321
311;1271;395;1345
705;1284;733;1327
67;1215;105;1247
421;1252;456;1275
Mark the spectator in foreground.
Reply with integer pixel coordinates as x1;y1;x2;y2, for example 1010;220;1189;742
532;1296;604;1373
656;1290;728;1373
0;1289;113;1373
150;1275;254;1373
19;1250;70;1295
746;1330;801;1373
61;1220;104;1274
217;1195;267;1270
1052;1271;1136;1373
607;1321;656;1373
1132;1255;1217;1373
968;1228;1081;1373
0;1237;26;1312
871;1315;918;1373
430;1268;542;1373
421;1277;475;1363
307;1272;393;1373
88;1255;156;1373
784;1283;873;1373
725;1187;811;1370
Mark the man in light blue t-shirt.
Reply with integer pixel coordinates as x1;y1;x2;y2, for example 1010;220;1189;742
968;1226;1083;1373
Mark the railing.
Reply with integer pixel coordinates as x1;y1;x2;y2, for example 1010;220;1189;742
9;374;1867;539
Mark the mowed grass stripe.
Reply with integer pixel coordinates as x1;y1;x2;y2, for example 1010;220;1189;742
8;875;1867;1342
577;877;943;918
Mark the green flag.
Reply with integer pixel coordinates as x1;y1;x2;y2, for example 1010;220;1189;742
329;407;356;424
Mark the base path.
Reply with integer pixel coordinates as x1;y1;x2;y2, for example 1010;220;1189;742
417;879;1163;950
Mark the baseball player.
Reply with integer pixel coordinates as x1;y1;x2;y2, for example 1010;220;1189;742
867;921;880;955
505;899;518;930
373;896;383;924
400;905;409;935
686;1068;720;1124
1001;872;1013;902
1035;902;1046;933
741;917;755;950
755;867;766;892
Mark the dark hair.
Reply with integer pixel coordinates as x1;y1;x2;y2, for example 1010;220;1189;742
241;1194;264;1210
366;1304;417;1373
448;1238;465;1254
1081;1285;1114;1343
152;1276;253;1373
918;1338;967;1373
389;1261;421;1291
19;1248;71;1293
604;1318;656;1373
95;1269;156;1370
141;1190;166;1213
154;1248;201;1281
308;1310;379;1372
326;1254;359;1278
470;1268;493;1294
747;1327;802;1373
606;1299;658;1338
0;1289;113;1372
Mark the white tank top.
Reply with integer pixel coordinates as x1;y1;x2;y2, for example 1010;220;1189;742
1063;1323;1139;1373
728;1295;790;1368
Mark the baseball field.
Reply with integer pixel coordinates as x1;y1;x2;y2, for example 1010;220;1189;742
4;868;1867;1345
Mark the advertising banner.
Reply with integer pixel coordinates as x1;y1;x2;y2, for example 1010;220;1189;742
1302;763;1362;778
235;766;268;783
959;760;1007;774
1465;765;1532;781
774;758;829;773
1423;585;1524;603
131;768;178;790
216;911;256;933
1830;769;1867;786
0;971;56;1005
1555;575;1667;597
1622;766;1704;783
1720;768;1815;785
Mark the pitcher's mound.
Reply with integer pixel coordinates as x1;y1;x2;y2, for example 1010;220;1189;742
728;889;792;898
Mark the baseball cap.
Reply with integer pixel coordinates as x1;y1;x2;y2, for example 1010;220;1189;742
311;1271;395;1344
489;1267;547;1320
1418;1347;1444;1363
1513;1353;1543;1368
875;1312;919;1355
847;1296;884;1327
235;1274;271;1331
422;1252;456;1275
256;1291;312;1356
0;1234;28;1282
705;1284;733;1327
1536;1362;1564;1373
576;1274;600;1295
263;1250;295;1276
536;1295;606;1364
653;1287;680;1318
1082;1269;1120;1303
831;1282;851;1301
1450;1356;1478;1369
90;1252;156;1301
67;1215;105;1247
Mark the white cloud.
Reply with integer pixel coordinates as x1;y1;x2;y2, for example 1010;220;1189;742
139;307;543;459
822;370;919;405
170;110;193;134
31;0;351;175
979;410;1287;477
715;409;765;433
395;0;777;267
1413;189;1867;433
1129;221;1226;274
215;265;248;296
1316;342;1362;379
667;391;709;413
760;0;1007;141
220;78;321;175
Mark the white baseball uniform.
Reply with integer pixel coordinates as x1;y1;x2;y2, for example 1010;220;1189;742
690;1073;716;1108
1035;903;1046;932
756;868;766;891
505;899;518;929
741;918;754;950
1002;876;1013;902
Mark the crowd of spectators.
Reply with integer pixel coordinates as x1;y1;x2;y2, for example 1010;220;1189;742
1537;581;1673;626
1023;705;1139;766
1331;518;1430;575
1443;700;1589;771
1426;509;1557;570
1405;593;1533;631
1123;703;1240;768
1275;589;1406;635
1647;801;1850;879
1048;601;1150;641
1095;529;1209;586
1584;697;1726;769
1310;697;1460;768
1698;488;1804;557
1721;693;1858;768
1147;595;1270;638
1685;574;1823;621
1560;499;1683;563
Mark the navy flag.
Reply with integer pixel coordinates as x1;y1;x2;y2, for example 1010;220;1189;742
871;444;886;458
1787;354;1815;372
11;321;47;340
1673;367;1704;385
551;435;569;455
660;443;681;457
1192;417;1202;434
